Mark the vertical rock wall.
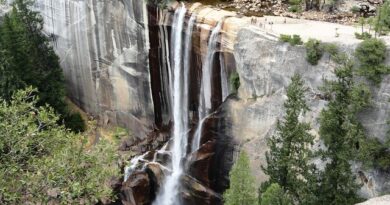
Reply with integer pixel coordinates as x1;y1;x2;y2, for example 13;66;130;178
35;0;155;139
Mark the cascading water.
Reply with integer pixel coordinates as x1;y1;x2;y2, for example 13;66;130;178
192;21;223;153
153;5;189;205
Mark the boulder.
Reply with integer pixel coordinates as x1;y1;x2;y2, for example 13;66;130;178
121;171;152;205
181;175;222;205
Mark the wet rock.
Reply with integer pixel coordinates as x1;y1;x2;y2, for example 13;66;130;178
181;175;222;205
121;171;152;205
188;140;216;186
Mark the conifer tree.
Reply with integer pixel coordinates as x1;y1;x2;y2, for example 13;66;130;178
317;60;370;205
261;74;316;204
223;151;257;205
260;183;293;205
0;0;66;114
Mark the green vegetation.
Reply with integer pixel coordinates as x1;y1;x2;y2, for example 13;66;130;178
350;5;360;14
317;59;369;205
305;39;324;65
355;32;372;40
223;151;257;205
354;38;390;84
230;71;241;93
0;0;85;132
261;74;317;204
260;183;293;205
279;34;303;46
373;0;390;36
0;88;119;204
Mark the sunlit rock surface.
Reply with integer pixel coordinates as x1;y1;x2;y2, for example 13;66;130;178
230;26;390;198
35;0;154;139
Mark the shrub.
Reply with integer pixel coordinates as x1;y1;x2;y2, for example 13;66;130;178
279;34;292;43
230;72;241;93
279;34;303;46
305;39;324;65
323;43;339;56
355;32;372;40
354;38;390;84
288;5;301;12
350;5;360;14
290;35;303;45
64;112;87;133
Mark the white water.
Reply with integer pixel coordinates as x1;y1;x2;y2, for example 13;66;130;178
153;5;189;205
192;22;223;153
124;152;149;182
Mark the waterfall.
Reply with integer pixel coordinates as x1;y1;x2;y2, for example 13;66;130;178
153;5;189;205
192;21;223;153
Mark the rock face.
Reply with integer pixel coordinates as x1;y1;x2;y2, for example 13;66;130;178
230;26;390;197
356;195;390;205
34;0;155;140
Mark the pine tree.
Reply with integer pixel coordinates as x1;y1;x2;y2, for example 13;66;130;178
261;74;316;204
260;183;293;205
223;151;258;205
0;0;66;114
317;60;370;205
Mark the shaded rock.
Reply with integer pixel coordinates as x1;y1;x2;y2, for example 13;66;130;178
121;171;152;205
188;140;216;186
181;175;222;205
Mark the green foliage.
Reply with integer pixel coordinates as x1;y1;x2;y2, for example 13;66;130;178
373;0;390;36
318;61;370;205
279;34;303;46
288;5;301;13
358;137;390;170
0;88;119;204
305;39;324;65
0;0;86;132
64;112;87;133
354;38;390;84
260;183;293;205
230;71;241;93
261;74;317;204
355;32;372;40
223;151;257;205
350;6;360;14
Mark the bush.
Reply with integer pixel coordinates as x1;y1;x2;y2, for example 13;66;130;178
305;39;324;65
288;5;301;12
64;112;87;133
230;72;241;93
354;38;390;84
350;5;360;14
0;88;119;204
279;34;292;43
355;32;372;40
279;34;303;46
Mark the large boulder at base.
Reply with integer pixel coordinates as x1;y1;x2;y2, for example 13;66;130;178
181;175;222;205
120;171;152;205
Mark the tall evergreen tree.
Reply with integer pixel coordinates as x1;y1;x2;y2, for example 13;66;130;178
223;151;257;205
317;60;370;205
261;74;316;204
0;0;66;114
